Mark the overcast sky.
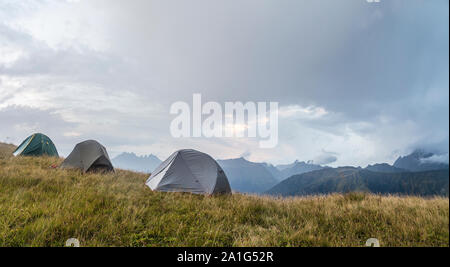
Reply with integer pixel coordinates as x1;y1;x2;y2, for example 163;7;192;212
0;0;448;166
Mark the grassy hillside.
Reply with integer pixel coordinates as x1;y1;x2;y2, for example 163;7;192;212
0;142;16;158
0;151;448;246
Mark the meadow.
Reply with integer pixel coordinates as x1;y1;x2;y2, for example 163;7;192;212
0;149;448;247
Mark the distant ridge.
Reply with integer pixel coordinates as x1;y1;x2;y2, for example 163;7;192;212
365;163;407;173
266;167;449;197
393;149;449;172
275;161;299;171
112;152;162;173
217;158;330;192
217;157;278;193
276;160;325;180
262;163;282;180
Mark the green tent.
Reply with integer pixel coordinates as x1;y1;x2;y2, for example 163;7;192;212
13;133;59;157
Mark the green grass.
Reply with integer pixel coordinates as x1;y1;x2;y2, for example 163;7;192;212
0;155;448;247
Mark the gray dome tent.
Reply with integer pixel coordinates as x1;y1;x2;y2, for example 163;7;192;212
60;140;114;173
146;149;231;195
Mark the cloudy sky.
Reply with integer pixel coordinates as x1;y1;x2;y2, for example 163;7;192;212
0;0;448;166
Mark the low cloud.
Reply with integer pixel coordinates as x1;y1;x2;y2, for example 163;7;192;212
313;150;339;165
420;153;449;164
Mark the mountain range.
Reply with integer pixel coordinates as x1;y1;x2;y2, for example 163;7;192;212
111;149;448;196
217;158;278;193
275;160;325;180
112;152;162;173
266;167;449;197
393;149;449;172
216;158;328;193
267;150;449;197
365;163;407;173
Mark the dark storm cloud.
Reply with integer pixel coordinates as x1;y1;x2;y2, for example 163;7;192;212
101;1;448;108
97;0;449;154
0;0;448;165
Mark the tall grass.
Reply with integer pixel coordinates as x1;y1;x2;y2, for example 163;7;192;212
0;143;16;159
0;156;448;247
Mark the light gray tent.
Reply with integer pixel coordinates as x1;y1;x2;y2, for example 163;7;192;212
60;140;114;173
146;149;231;195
